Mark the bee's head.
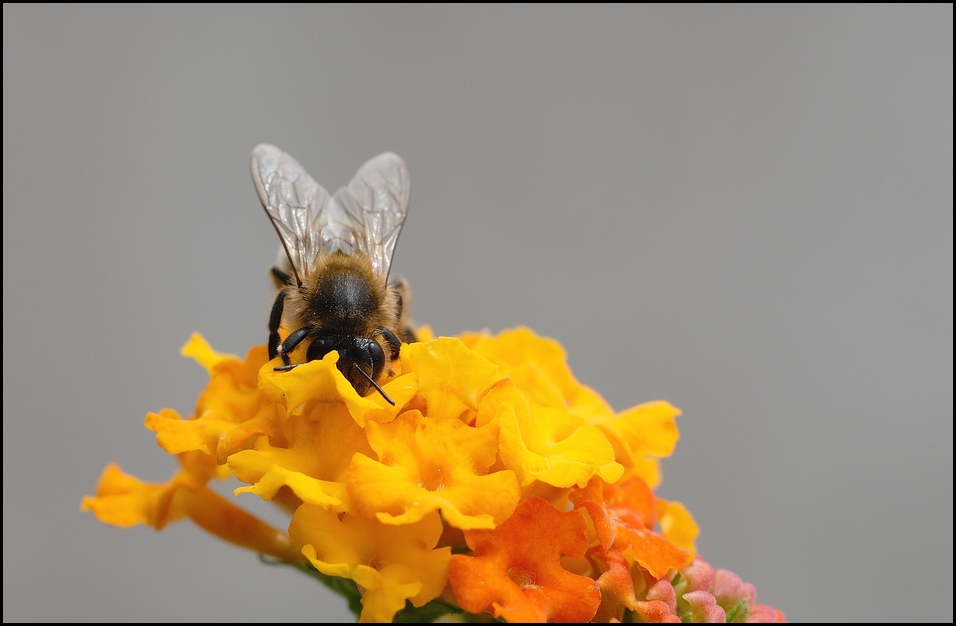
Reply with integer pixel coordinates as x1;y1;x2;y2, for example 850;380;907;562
303;335;393;404
338;339;393;405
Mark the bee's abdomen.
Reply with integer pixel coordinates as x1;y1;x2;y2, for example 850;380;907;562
308;268;378;331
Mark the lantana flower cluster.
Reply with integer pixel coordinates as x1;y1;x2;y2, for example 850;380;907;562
82;327;784;622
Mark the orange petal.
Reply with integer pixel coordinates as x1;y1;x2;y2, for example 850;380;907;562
616;516;693;580
448;497;600;623
571;477;692;578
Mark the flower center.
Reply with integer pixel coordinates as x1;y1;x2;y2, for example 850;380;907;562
507;567;538;589
419;465;446;491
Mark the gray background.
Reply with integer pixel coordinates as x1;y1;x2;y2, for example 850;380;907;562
3;5;952;622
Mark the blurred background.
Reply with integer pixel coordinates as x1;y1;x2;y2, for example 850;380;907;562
3;5;952;622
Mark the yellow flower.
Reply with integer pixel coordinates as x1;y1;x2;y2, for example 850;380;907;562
589;400;681;489
83;326;782;622
228;406;369;511
81;452;301;564
289;504;451;623
489;379;624;488
401;337;501;424
347;410;520;529
461;327;610;416
146;334;277;464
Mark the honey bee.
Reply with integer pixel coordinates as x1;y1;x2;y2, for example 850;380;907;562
250;144;416;404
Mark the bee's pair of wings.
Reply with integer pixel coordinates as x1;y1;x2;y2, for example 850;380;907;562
250;144;410;282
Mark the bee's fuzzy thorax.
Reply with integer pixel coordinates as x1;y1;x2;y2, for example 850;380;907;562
292;252;395;335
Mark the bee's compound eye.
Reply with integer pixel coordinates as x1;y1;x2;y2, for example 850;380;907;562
335;338;386;398
306;336;337;361
360;339;385;379
333;338;385;382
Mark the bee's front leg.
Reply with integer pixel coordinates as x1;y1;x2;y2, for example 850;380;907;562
268;290;285;360
275;327;311;368
269;288;311;368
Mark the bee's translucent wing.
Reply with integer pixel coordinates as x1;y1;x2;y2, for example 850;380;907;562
327;153;411;279
250;144;338;281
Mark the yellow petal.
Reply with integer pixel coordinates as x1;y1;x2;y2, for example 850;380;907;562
611;401;681;458
145;407;275;464
161;338;281;462
657;498;699;555
194;344;271;420
180;332;239;373
628;457;663;490
464;327;614;418
257;352;356;412
348;412;520;530
497;398;624;489
400;338;501;423
291;505;451;622
228;406;373;512
80;463;179;528
414;324;436;342
356;564;424;623
230;450;349;511
257;352;415;426
345;372;418;426
81;457;300;563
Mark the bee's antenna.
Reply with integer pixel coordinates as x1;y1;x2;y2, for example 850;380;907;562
352;363;395;406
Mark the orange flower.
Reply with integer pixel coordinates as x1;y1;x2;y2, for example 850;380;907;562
448;497;601;622
589;547;682;623
570;476;693;579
